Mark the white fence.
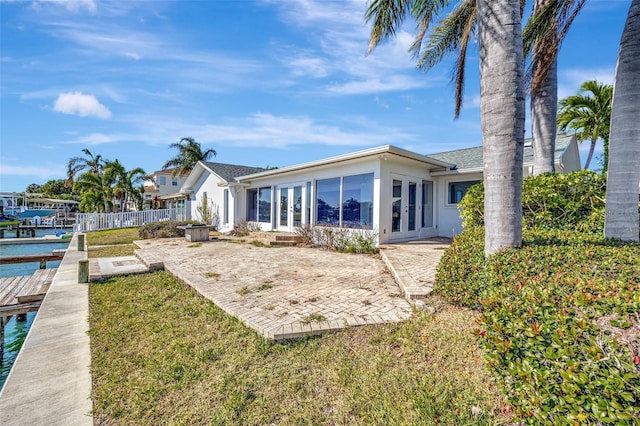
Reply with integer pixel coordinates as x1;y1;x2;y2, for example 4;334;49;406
74;208;187;232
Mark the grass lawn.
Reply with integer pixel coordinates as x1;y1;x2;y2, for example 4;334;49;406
86;228;140;258
89;271;510;425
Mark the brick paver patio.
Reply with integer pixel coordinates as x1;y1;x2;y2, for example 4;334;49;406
134;238;415;340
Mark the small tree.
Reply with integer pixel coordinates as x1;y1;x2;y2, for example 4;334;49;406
195;193;219;228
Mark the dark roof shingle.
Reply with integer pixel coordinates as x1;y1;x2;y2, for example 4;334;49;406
202;162;266;182
426;134;574;170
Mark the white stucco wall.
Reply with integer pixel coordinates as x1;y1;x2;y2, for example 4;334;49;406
435;172;483;238
190;172;235;232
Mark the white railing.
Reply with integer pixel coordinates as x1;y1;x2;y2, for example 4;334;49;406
74;208;187;232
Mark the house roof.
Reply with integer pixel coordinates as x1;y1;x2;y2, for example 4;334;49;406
180;161;267;193
426;134;575;171
152;167;188;176
236;145;453;182
201;162;266;182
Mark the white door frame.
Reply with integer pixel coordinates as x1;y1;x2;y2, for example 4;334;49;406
276;183;305;232
390;174;423;241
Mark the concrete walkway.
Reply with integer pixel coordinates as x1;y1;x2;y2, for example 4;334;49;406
0;234;93;425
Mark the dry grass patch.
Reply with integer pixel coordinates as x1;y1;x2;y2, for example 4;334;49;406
89;271;510;425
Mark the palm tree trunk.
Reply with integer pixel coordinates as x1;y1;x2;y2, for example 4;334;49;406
584;137;597;170
605;0;640;241
531;0;557;176
477;0;525;255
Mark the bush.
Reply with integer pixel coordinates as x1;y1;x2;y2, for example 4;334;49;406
436;229;640;424
295;224;379;254
229;220;262;237
138;220;198;239
458;170;611;233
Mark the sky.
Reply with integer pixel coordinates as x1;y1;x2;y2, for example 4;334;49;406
0;0;631;192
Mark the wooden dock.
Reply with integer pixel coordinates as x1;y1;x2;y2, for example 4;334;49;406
0;268;57;360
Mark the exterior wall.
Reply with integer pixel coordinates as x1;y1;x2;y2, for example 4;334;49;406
435;172;483;237
190;172;235;232
240;157;382;234
559;141;581;172
378;158;438;243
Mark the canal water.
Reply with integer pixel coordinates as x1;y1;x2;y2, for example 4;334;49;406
0;228;71;389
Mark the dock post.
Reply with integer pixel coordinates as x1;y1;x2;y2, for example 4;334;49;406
1;317;4;362
40;259;46;269
77;233;86;252
78;259;89;283
17;314;27;322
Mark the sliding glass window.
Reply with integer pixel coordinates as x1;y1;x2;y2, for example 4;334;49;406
316;177;340;225
342;173;373;229
258;187;271;223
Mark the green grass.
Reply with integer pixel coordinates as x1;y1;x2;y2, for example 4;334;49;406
86;227;140;246
89;245;136;258
89;271;509;425
86;228;140;258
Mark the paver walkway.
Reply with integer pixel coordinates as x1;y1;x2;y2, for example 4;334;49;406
89;236;451;340
379;237;451;300
133;239;414;340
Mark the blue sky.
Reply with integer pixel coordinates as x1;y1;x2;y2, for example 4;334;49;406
0;0;630;192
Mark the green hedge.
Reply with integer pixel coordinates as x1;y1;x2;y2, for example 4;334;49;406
436;229;640;424
459;170;610;233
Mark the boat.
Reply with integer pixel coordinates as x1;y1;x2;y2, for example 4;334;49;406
0;193;78;225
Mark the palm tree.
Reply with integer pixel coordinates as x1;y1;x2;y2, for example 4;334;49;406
162;137;216;177
557;80;613;170
367;0;525;254
66;149;104;187
604;0;640;241
73;172;114;213
376;0;584;175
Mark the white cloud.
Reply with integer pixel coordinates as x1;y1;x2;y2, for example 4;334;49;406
124;52;141;60
35;0;97;14
53;92;112;118
326;76;426;95
288;56;330;78
0;163;63;179
558;67;615;99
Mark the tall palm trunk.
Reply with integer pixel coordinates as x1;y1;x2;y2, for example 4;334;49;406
584;137;597;170
605;0;640;241
477;0;525;255
531;0;557;175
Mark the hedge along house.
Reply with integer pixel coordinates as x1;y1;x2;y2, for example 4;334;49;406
180;134;580;243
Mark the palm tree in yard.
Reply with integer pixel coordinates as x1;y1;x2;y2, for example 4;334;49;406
162;137;216;177
104;160;149;212
66;149;104;187
382;0;584;175
73;171;114;213
367;0;526;255
557;80;613;171
604;0;640;241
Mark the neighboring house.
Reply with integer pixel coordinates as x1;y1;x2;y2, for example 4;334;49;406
180;134;581;242
180;162;267;228
143;168;189;209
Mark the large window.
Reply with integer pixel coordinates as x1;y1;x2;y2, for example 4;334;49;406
342;173;373;229
246;187;272;223
172;177;178;186
448;180;480;204
316;177;340;225
158;176;166;186
316;173;374;229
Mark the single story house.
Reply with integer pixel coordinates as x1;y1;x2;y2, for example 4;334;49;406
179;134;580;243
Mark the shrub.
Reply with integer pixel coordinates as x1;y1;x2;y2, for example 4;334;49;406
295;224;378;254
458;170;612;233
229;220;262;237
436;229;640;424
138;220;198;239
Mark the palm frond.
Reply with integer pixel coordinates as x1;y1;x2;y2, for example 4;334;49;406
365;0;414;54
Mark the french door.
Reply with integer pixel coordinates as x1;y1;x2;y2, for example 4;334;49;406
277;184;304;232
390;175;434;240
